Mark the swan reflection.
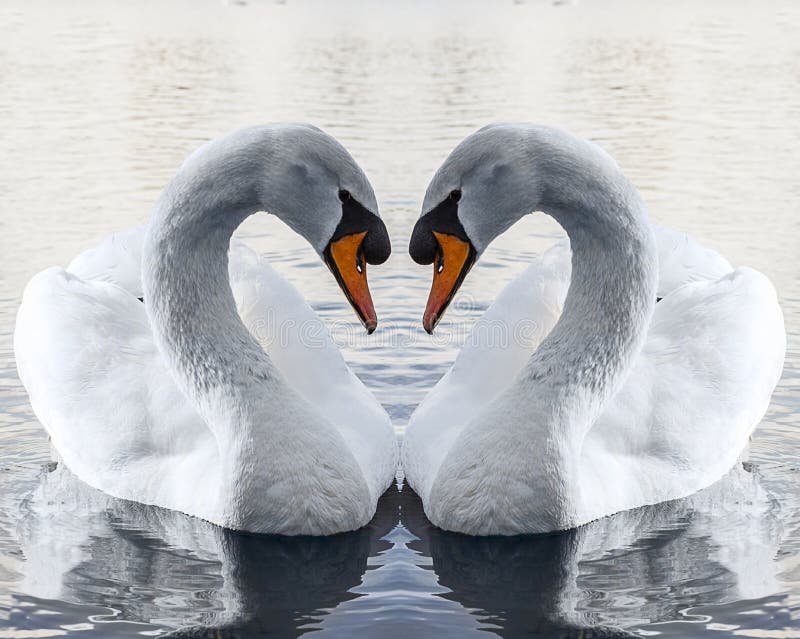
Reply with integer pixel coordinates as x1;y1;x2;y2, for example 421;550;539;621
17;463;393;636
406;462;786;637
12;461;791;637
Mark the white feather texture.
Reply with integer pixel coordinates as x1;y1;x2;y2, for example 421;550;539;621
15;126;398;535
402;125;786;535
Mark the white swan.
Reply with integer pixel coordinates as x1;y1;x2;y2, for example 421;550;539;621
14;124;399;535
403;124;786;535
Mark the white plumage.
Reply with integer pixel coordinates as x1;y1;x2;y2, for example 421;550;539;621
15;126;398;535
403;125;785;535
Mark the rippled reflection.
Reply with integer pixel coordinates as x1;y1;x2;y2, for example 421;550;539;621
14;465;382;636
7;462;799;637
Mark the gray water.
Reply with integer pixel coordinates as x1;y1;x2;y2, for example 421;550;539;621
1;0;799;636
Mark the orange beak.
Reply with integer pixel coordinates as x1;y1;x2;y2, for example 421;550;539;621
325;231;378;333
423;231;475;334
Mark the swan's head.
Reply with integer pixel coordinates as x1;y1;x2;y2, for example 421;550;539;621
409;124;539;333
257;125;391;333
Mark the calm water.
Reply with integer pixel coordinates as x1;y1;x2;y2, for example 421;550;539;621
1;0;799;636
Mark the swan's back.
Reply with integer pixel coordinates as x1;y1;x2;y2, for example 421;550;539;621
68;225;146;298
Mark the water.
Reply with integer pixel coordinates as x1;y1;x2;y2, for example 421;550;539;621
1;0;799;636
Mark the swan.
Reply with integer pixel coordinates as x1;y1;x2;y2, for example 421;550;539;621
403;124;786;535
14;124;399;535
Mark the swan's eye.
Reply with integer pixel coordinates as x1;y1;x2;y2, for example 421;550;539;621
436;251;445;274
338;189;351;203
449;189;462;203
356;250;364;274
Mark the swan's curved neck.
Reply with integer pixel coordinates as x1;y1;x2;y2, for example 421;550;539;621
518;133;658;448
141;132;285;453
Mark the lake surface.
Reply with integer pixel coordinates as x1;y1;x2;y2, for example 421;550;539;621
1;0;799;636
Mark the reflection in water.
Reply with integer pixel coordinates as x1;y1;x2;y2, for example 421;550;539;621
412;466;791;638
16;464;388;637
9;461;797;637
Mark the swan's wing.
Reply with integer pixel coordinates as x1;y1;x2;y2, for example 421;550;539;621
14;267;218;514
652;223;732;297
584;265;786;510
228;241;397;499
67;225;147;298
